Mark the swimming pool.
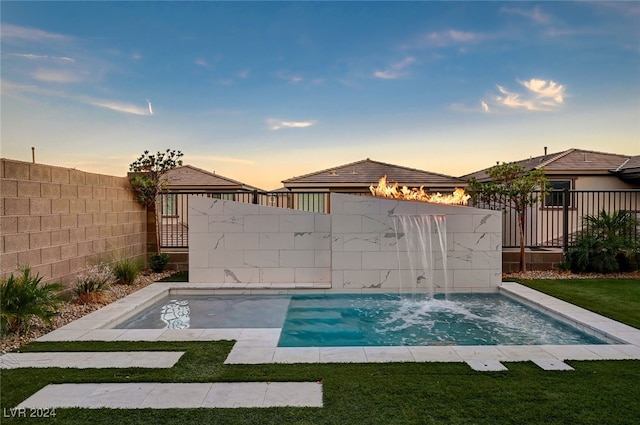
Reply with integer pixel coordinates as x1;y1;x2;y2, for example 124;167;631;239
115;293;607;347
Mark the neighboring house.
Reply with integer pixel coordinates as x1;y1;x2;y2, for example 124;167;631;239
159;165;260;248
461;148;640;250
281;158;467;212
462;148;639;190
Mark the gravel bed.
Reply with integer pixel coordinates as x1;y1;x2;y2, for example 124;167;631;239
1;271;174;354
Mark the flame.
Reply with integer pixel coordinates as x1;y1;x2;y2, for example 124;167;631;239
369;175;470;205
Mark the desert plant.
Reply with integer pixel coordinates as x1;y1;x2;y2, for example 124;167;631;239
467;162;549;271
129;149;183;253
0;267;63;335
111;258;142;285
564;209;639;273
73;263;116;302
149;253;170;273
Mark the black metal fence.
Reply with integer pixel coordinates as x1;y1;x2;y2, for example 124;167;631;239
473;189;639;250
158;189;639;250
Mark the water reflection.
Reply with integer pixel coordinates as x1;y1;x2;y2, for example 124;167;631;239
160;300;190;329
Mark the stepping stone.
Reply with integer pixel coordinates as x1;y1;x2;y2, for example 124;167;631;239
532;359;575;371
0;352;184;369
466;360;508;371
17;382;324;409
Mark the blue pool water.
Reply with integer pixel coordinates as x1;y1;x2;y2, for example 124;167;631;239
116;293;607;347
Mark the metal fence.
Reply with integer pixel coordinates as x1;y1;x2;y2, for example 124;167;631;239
158;189;640;250
473;189;640;250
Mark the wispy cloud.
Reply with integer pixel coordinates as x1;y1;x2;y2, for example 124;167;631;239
8;53;74;62
30;68;84;83
195;58;210;68
267;119;316;130
87;99;154;116
500;5;552;25
484;78;566;112
276;71;303;84
0;23;69;42
405;30;485;49
373;57;416;80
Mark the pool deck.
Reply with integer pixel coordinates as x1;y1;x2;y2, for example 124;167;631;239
28;281;640;366
6;281;640;410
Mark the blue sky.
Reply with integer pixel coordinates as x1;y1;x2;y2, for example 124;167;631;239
1;1;638;190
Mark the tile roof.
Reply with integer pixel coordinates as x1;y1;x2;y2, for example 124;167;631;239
461;148;633;181
282;158;466;188
164;165;259;190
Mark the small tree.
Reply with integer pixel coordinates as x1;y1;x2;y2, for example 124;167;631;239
129;149;183;257
468;162;549;272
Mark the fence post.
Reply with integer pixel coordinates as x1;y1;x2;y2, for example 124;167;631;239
562;188;569;251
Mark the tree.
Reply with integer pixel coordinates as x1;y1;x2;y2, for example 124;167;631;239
129;149;183;256
467;162;549;272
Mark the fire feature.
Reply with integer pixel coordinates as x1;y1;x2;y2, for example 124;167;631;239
369;175;470;205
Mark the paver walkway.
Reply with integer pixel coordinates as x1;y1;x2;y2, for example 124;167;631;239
18;382;324;409
0;352;184;369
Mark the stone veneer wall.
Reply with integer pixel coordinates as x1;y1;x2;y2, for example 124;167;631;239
189;193;502;292
188;196;331;287
0;159;147;286
331;193;502;292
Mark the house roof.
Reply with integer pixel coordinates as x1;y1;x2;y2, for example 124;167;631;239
282;158;466;190
461;149;634;182
613;155;640;183
164;165;260;191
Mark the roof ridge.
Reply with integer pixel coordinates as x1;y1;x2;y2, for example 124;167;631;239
534;148;574;169
281;158;370;182
169;164;256;188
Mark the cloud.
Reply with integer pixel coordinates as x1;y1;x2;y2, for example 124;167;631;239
87;99;154;116
373;57;416;79
0;23;69;42
485;78;566;112
195;58;210;68
276;71;303;84
30;68;84;83
267;119;316;130
522;79;564;103
406;30;484;49
500;6;552;24
9;53;74;62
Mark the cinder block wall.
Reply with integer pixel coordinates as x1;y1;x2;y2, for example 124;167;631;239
0;158;147;286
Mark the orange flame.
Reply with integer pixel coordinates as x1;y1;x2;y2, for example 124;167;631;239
369;175;470;205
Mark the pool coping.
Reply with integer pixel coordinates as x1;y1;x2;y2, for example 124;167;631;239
36;281;640;364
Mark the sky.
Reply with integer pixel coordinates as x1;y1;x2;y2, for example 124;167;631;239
1;1;638;190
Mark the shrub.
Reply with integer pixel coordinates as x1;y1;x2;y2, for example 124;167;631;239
149;253;170;273
74;263;115;303
0;267;63;335
564;210;639;273
111;257;142;285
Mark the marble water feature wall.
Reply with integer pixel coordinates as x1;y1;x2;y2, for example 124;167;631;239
188;193;502;292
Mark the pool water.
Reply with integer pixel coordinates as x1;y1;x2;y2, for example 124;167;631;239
116;293;607;347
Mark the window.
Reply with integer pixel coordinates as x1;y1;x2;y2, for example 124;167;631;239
297;193;325;213
162;194;177;216
545;180;571;207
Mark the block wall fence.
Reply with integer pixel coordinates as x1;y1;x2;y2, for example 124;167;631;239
0;158;147;286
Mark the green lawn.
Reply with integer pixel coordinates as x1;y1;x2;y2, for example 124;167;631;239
2;279;639;424
512;278;640;329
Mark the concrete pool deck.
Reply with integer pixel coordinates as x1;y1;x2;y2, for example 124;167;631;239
27;281;640;366
5;281;640;410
